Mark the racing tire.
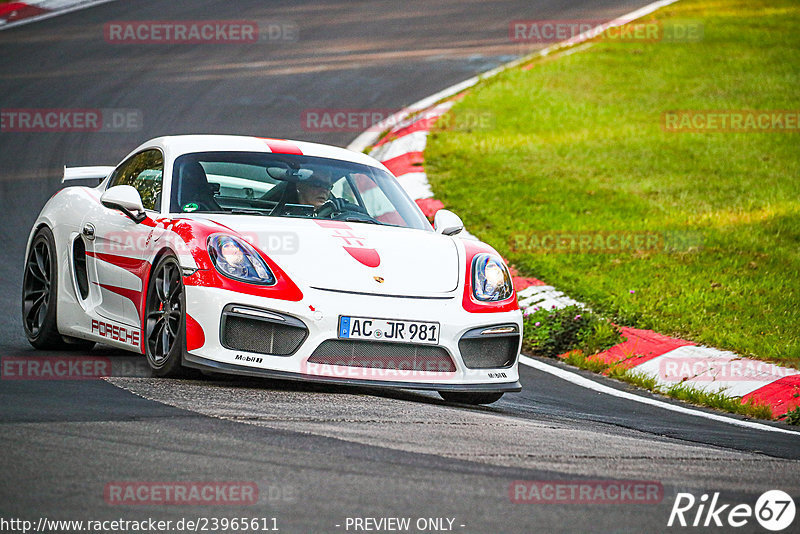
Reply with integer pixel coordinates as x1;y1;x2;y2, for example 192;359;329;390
22;227;64;349
22;227;93;350
438;391;504;405
144;254;189;377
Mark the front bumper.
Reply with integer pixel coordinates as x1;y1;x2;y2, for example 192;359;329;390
183;285;523;392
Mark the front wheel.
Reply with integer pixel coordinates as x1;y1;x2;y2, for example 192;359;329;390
439;391;504;405
144;254;187;377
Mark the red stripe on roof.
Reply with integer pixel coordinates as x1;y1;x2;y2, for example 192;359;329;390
742;375;800;419
259;138;303;155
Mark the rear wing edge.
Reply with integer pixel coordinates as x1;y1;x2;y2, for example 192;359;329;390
62;165;116;183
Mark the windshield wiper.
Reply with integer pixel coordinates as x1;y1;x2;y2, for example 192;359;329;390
339;216;382;225
228;209;266;215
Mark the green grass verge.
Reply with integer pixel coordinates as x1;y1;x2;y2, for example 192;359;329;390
426;0;800;366
784;406;800;425
664;381;774;419
522;305;624;357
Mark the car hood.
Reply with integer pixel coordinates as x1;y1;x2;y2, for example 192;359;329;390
194;215;460;297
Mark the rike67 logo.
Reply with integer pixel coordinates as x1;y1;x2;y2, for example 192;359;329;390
668;490;795;531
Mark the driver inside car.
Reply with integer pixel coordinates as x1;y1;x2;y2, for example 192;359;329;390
298;169;369;219
297;168;334;208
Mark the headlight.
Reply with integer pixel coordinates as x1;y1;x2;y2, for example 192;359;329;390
207;234;275;285
472;253;513;301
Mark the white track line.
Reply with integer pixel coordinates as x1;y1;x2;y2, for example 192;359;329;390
519;355;799;436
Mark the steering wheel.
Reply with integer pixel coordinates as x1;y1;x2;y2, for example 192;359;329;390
315;197;369;219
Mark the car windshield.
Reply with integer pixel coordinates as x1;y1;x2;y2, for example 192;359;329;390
169;151;431;230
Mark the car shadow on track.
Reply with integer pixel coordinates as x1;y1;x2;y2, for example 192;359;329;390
5;343;511;413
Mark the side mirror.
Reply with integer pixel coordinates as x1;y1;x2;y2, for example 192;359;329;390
434;209;464;236
101;185;147;223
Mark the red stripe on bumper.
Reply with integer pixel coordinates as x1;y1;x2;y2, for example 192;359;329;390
185;313;206;352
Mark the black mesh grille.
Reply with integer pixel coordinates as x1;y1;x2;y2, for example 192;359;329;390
308;340;456;372
458;335;519;369
223;316;306;356
72;237;89;300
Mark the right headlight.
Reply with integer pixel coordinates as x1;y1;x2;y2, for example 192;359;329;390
207;234;275;285
472;253;513;301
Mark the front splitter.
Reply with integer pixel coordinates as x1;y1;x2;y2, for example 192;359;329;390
182;352;522;393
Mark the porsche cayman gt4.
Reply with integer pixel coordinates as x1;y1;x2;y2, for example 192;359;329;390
22;135;522;404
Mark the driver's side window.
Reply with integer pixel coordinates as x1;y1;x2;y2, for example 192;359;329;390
108;149;164;211
333;176;357;204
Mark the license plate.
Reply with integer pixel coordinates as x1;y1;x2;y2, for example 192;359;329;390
338;316;440;345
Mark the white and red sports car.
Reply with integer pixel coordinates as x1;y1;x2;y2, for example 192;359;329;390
22;135;522;404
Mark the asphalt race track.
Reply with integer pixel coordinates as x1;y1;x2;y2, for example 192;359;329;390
1;1;798;533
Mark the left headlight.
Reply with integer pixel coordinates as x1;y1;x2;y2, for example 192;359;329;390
207;234;275;285
472;253;513;301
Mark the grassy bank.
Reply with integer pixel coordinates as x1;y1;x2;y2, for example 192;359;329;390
519;305;778;421
426;0;800;366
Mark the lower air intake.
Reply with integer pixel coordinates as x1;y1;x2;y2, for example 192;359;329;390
221;308;307;356
458;325;519;369
308;340;456;373
458;336;519;369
